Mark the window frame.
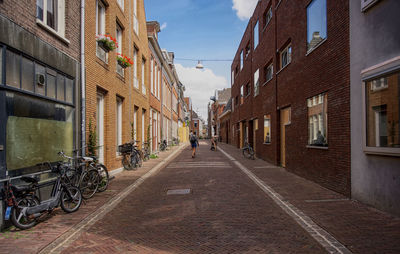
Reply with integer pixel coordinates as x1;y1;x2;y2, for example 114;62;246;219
306;0;327;53
263;5;273;29
264;114;271;144
307;93;328;147
254;20;259;50
116;97;123;155
254;68;259;97
36;0;69;43
264;62;273;84
362;61;400;156
280;44;292;70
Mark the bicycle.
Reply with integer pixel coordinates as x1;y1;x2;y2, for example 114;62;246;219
59;151;100;199
4;162;82;230
119;141;142;170
242;141;255;160
159;140;167;152
142;142;150;161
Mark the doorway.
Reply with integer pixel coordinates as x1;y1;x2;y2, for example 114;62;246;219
280;107;291;167
96;93;104;164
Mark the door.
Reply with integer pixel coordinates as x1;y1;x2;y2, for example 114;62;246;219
280;107;291;167
96;93;104;164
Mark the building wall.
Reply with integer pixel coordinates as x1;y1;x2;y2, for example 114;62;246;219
85;0;149;172
350;0;400;216
231;0;351;196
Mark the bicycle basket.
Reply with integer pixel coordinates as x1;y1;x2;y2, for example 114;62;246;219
118;143;132;153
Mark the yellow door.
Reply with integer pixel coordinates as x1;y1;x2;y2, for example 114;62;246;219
280;107;291;167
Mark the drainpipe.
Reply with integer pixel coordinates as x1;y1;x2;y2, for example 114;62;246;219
160;62;164;141
80;0;86;156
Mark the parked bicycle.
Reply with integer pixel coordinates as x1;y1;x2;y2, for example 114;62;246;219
59;151;100;199
119;141;142;170
142;142;150;161
242;141;255;160
4;162;82;230
159;139;167;151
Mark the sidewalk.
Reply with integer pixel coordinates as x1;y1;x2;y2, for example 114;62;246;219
0;144;187;254
218;142;400;254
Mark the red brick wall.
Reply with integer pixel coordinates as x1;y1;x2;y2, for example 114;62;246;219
231;0;350;196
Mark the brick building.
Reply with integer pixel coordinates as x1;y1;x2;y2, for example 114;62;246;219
0;0;82;227
219;98;232;144
231;0;350;196
85;0;149;173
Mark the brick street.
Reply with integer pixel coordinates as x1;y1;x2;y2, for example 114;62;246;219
1;142;400;253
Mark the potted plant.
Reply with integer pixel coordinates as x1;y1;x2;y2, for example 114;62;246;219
117;53;134;68
96;34;118;52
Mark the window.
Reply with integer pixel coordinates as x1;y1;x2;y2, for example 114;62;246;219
47;69;56;99
194;122;198;128
231;70;235;86
57;74;65;101
361;0;381;12
308;93;328;146
264;115;271;143
307;0;327;52
116;24;124;76
254;69;259;96
264;6;272;28
142;109;146;144
245;83;251;97
240;86;244;104
254;20;259;49
151;57;154;94
232;98;235;112
142;58;146;95
366;71;399;149
117;0;124;10
240;50;243;70
133;48;139;88
280;45;292;69
116;97;122;153
96;0;107;62
35;64;46;96
36;0;66;38
133;0;139;34
245;42;251;59
6;50;20;88
21;57;34;92
265;63;273;83
134;107;138;140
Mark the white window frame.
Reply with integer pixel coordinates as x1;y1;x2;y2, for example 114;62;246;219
133;0;139;35
280;45;292;69
133;49;139;88
150;57;154;95
116;97;123;154
142;58;146;95
36;0;69;43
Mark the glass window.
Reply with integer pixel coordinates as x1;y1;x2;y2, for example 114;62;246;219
6;50;21;88
35;63;46;96
264;115;271;143
142;58;146;95
265;63;273;83
366;71;400;148
254;69;259;96
280;45;292;69
308;93;328;146
254;20;259;49
307;0;327;51
150;57;154;94
264;6;272;27
117;0;124;10
46;0;58;30
240;85;244;104
240;50;243;70
65;77;73;103
47;69;56;99
133;49;138;88
231;70;234;86
36;0;44;20
57;74;65;101
0;48;3;84
21;57;34;92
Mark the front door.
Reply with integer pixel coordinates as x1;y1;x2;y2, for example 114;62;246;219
96;93;104;164
280;107;291;167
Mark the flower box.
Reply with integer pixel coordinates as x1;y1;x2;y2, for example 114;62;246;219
96;34;118;52
117;53;133;68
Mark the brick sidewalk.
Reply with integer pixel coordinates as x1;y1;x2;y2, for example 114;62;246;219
0;144;185;254
218;142;400;254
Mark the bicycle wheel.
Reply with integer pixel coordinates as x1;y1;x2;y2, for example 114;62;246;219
79;169;99;199
135;151;143;168
96;164;109;192
122;154;133;170
242;148;251;159
60;186;82;213
11;196;39;230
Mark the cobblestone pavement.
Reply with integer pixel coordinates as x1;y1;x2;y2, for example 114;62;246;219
1;141;400;253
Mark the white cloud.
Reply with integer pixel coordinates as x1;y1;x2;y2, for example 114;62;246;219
175;64;228;120
160;22;167;30
232;0;258;20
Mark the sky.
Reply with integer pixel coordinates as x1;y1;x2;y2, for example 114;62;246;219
144;0;258;120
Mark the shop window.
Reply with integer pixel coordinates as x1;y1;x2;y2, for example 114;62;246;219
366;71;400;149
21;57;34;92
6;50;20;88
65;78;73;103
56;74;65;101
308;93;328;146
307;0;327;52
47;69;57;99
264;115;271;143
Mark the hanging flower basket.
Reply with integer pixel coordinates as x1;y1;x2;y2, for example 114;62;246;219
96;34;118;52
117;53;133;68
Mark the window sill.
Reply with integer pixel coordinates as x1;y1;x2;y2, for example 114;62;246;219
306;145;328;150
363;147;400;157
262;78;273;87
263;142;271;145
116;73;125;82
276;62;291;75
306;38;327;56
96;58;109;70
36;19;70;44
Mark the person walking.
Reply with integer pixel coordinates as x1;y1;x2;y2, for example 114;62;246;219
189;132;199;158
